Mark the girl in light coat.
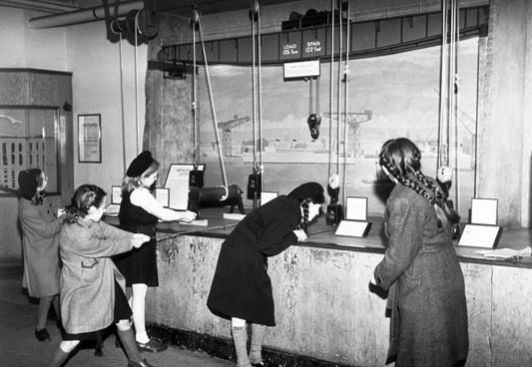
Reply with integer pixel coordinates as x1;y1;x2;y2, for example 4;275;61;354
48;185;156;367
18;169;64;342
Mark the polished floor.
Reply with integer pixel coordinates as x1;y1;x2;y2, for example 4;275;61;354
0;263;234;367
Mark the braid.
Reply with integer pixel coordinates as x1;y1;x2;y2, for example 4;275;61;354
380;156;436;204
381;155;460;226
412;170;447;202
295;199;310;231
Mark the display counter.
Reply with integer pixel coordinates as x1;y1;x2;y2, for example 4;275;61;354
105;212;532;367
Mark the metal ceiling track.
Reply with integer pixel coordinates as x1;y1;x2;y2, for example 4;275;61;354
155;5;488;69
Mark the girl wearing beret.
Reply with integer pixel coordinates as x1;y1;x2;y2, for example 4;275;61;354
207;182;325;367
18;169;64;343
48;184;155;367
373;138;468;367
114;151;197;352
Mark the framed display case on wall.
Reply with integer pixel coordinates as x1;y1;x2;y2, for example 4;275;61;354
0;105;61;195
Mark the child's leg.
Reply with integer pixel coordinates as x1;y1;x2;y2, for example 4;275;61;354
130;283;149;343
249;323;267;364
231;317;251;367
48;340;79;367
36;295;54;330
116;319;142;364
52;294;61;322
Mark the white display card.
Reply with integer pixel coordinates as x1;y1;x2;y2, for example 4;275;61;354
261;191;278;206
164;164;204;210
155;188;170;208
458;224;503;249
471;198;498;225
335;220;371;238
111;185;122;204
346;197;368;221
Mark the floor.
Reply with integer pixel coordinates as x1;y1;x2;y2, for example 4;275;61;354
0;263;235;367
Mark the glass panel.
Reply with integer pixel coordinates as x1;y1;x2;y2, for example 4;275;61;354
197;38;478;219
0;106;60;195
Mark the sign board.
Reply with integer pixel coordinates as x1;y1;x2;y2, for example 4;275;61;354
284;60;321;79
164;164;195;210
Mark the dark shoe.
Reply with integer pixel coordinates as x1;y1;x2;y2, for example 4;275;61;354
128;358;156;367
136;339;167;353
251;363;265;367
35;328;51;342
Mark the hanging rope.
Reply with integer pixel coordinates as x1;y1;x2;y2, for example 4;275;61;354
134;12;140;154
438;0;460;215
336;0;343;175
118;32;127;173
341;0;351;209
328;0;335;178
197;17;228;187
256;1;264;193
192;7;199;167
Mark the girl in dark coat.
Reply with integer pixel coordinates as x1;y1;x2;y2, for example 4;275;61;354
207;182;325;367
373;138;468;367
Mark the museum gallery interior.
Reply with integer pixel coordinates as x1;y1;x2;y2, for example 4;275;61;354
1;0;532;366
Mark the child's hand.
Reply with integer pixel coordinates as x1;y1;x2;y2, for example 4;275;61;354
179;210;197;223
132;234;150;248
293;229;308;242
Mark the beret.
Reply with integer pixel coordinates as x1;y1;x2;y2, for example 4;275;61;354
288;182;325;203
126;151;154;177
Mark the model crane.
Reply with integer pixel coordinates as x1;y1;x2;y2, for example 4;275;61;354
325;110;372;157
217;115;251;157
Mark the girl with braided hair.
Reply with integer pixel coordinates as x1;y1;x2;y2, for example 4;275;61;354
373;138;468;367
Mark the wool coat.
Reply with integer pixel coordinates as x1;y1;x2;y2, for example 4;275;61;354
18;197;63;298
207;195;301;326
374;183;469;367
59;220;135;334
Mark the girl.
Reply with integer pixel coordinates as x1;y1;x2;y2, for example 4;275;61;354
373;138;468;367
18;168;64;342
48;184;155;367
114;151;197;352
207;182;325;367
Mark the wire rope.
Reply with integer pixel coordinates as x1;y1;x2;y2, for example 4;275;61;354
328;0;335;179
342;0;351;209
197;18;228;187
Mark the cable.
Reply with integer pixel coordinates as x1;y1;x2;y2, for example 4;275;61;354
198;18;228;187
342;0;351;209
328;0;335;179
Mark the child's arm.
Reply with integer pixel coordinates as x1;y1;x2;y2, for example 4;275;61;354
74;222;149;258
131;188;196;222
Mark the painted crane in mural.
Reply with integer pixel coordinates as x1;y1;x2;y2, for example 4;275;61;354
217;115;251;157
324;110;373;158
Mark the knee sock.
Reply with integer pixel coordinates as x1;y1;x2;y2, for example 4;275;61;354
232;326;251;367
131;284;149;343
37;295;54;330
117;328;142;364
48;345;70;367
249;324;266;364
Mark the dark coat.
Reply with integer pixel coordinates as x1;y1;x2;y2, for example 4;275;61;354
113;190;159;286
207;195;301;326
374;183;469;367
